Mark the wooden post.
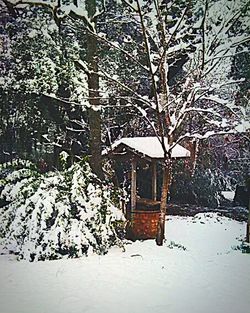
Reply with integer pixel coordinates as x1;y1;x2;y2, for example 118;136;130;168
131;159;137;212
152;161;157;201
247;221;250;243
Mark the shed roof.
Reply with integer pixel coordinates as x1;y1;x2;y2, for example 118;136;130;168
106;136;190;159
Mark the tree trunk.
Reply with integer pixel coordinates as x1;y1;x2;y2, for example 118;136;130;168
156;162;172;245
86;0;103;179
88;107;103;178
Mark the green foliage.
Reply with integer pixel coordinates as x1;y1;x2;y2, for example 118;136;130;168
0;7;89;163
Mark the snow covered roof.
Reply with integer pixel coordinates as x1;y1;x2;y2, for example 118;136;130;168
105;137;190;159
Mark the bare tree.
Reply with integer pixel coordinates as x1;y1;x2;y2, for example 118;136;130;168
109;0;249;244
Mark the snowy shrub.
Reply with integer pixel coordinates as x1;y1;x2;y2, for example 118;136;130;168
0;159;125;261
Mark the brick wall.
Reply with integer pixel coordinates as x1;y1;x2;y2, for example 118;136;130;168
126;210;160;240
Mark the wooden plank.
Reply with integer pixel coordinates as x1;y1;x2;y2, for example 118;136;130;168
136;198;160;207
152;161;157;201
131;159;137;212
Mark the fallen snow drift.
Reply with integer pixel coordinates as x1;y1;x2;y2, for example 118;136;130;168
0;213;250;313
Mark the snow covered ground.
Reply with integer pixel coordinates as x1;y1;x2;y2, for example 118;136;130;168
0;213;250;313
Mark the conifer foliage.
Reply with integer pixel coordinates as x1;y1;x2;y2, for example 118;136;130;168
0;158;124;261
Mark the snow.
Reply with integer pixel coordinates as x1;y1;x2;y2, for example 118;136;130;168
235;121;250;133
0;213;249;313
222;191;235;202
0;162;124;260
106;136;190;159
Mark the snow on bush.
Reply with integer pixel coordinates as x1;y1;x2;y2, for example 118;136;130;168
0;159;125;261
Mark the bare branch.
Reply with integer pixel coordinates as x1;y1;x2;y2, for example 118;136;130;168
155;7;188;75
200;0;208;75
68;17;149;73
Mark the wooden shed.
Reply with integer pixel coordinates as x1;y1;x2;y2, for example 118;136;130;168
104;136;190;240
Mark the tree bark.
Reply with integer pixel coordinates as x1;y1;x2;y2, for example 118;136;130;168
156;162;172;246
86;0;103;179
87;104;103;179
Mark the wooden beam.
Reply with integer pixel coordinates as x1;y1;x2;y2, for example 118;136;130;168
152;161;157;201
131;159;137;212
